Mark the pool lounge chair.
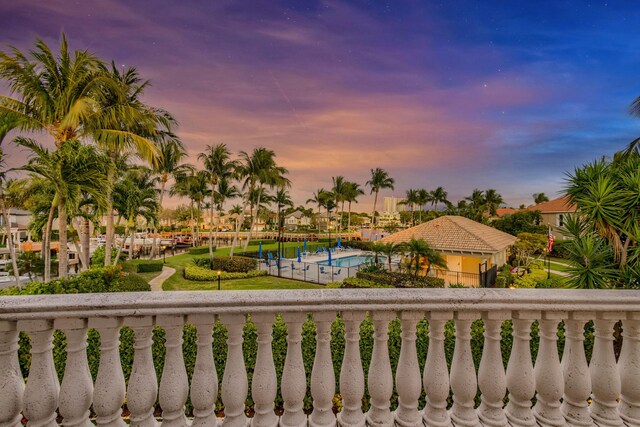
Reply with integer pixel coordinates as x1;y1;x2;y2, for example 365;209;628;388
333;268;342;277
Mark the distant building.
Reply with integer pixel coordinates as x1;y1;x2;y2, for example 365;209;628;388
527;196;576;240
0;208;31;243
378;196;401;227
284;210;311;231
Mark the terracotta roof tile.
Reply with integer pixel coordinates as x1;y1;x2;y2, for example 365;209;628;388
526;196;576;213
379;215;517;254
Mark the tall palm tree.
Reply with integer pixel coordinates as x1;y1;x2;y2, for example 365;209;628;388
306;188;326;233
150;137;190;258
319;190;337;236
198;143;237;262
344;181;364;231
172;170;210;247
380;242;406;272
430;187;449;211
0;147;19;285
403;189;419;226
16;138;107;280
332;176;348;231
484;189;504;216
416;189;431;223
213;177;239;247
235;147;289;253
366;168;394;238
404;238;447;276
229;204;243;243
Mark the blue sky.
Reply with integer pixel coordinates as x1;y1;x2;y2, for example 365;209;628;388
2;0;639;208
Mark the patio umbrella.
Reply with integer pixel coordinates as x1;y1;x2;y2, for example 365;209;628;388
337;236;342;247
258;242;263;258
328;249;332;266
297;247;301;263
303;238;307;253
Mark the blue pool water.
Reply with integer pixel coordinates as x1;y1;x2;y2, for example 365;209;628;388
316;255;386;267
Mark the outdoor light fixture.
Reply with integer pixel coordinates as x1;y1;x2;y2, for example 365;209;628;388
217;270;222;291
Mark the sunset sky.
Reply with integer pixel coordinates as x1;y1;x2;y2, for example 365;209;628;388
2;0;639;210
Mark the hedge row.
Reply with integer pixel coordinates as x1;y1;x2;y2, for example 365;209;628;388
356;271;445;288
188;246;215;255
184;266;267;281
136;261;164;273
248;239;275;245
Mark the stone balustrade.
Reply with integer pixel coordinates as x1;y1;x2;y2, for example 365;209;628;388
1;288;639;426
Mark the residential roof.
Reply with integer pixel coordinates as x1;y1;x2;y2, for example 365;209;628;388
378;215;517;254
484;207;521;218
527;196;576;213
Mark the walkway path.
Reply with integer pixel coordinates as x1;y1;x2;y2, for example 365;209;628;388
149;266;175;292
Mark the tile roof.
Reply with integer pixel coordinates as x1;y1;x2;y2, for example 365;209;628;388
378;215;517;254
526;196;576;213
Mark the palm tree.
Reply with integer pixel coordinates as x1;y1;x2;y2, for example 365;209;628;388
366;168;395;238
198;143;237;262
380;242;406;271
235;147;289;253
484;189;504;216
229;204;243;243
533;193;549;204
416;189;431;223
404;238;447;276
344;181;364;231
16;138;107;280
332;176;348;231
112;167;159;264
0;147;19;285
430;187;449;211
213;177;239;247
403;189;419;226
319;190;337;236
150;137;190;258
306;188;326;233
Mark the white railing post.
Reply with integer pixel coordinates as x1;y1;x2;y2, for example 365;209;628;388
0;320;24;427
56;318;93;427
505;312;537;426
619;315;640;425
251;313;278;427
220;313;248;427
189;314;218;427
449;312;481;427
533;313;566;427
394;311;423;427
337;311;365;427
125;316;158;427
423;312;453;427
560;313;592;426
280;312;307;427
365;311;396;427
589;314;623;426
158;315;189;427
91;317;127;427
477;311;509;427
310;312;336;427
21;319;59;427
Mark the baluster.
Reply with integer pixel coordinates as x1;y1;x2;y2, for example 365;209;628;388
394;311;423;427
189;314;218;427
533;313;566;427
423;312;452;427
337;311;365;427
20;319;59;427
505;312;538;427
589;314;623;426
280;312;307;427
251;313;278;427
365;311;395;427
56;318;93;427
91;317;126;427
449;313;480;427
619;315;640;425
0;321;24;427
560;313;592;426
125;316;158;427
310;312;336;427
157;315;189;427
477;311;509;427
220;314;248;427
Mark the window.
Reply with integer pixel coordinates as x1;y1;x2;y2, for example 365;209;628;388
558;214;564;227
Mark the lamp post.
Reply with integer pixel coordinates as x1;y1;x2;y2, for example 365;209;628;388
217;270;221;291
162;245;166;264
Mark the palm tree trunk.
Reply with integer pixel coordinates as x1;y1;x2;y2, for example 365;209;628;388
130;227;136;260
190;201;195;247
371;190;379;240
104;164;115;266
43;202;56;282
214;213;221;248
230;201;247;258
80;217;90;270
347;201;352;232
0;188;20;287
209;194;215;263
150;180;166;260
58;198;68;278
245;187;262;252
113;227;129;265
340;201;345;231
71;232;85;271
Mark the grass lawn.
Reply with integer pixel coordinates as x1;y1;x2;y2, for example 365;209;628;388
147;242;326;291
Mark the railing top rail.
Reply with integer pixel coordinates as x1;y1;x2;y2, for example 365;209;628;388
1;288;639;321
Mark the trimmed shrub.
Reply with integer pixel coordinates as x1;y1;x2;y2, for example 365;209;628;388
184;266;267;281
188;246;215;255
113;273;152;292
136;261;164;273
192;257;211;268
248;239;275;245
513;269;547;288
90;246;120;267
342;277;394;288
356;271;445;288
536;277;565;289
212;256;257;273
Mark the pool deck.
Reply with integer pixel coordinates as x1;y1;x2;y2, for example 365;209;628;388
289;249;365;263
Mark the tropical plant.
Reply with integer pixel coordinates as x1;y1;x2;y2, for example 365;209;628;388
213;177;239;246
343;181;364;231
404;237;447;276
533;193;549;204
430;186;449;211
0;146;19;285
331;176;348;231
366;168;394;237
379;242;406;271
401;189;419;225
416;189;431;223
306;188;326;232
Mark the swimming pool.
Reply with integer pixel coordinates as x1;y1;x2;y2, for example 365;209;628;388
316;255;385;267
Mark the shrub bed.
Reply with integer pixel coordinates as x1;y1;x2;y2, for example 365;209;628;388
248;239;275;245
356;271;445;288
214;256;257;272
188;246;215;255
184;266;267;281
341;277;394;288
136;261;164;273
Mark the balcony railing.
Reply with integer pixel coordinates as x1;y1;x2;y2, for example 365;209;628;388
1;288;640;426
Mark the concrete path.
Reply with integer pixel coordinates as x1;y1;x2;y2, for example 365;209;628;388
149;266;175;292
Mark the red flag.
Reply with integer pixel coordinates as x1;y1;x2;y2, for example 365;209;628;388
547;226;554;253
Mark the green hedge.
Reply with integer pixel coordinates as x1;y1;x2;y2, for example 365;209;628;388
136;261;164;273
184;266;267;281
188;246;215;255
342;277;394;288
356;271;445;288
249;239;275;245
192;256;257;272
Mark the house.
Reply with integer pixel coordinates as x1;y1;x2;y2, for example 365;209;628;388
526;196;576;240
379;215;517;286
315;212;340;232
0;208;31;244
284;210;311;231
